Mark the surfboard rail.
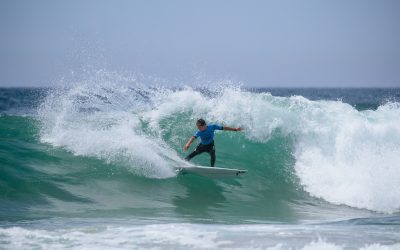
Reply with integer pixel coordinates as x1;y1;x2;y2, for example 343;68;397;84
175;165;247;178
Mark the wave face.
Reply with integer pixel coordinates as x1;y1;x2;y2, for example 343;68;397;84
1;79;400;225
34;74;400;215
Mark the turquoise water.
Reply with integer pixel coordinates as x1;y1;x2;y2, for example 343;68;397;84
1;82;400;249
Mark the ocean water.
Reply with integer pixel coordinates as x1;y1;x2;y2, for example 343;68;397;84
1;77;400;249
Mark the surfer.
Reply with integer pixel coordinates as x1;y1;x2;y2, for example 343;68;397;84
184;118;242;167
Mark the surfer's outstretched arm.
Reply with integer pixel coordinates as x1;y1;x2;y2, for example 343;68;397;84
223;126;243;132
184;136;196;151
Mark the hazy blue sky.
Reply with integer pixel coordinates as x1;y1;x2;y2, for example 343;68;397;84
0;0;399;87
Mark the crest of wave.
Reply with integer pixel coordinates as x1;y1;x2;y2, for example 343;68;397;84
38;70;180;178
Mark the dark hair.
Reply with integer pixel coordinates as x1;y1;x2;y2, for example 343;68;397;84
196;118;206;126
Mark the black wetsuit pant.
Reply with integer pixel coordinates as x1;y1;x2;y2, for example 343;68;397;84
185;141;216;167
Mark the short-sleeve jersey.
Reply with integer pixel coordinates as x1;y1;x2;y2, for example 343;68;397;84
194;124;223;145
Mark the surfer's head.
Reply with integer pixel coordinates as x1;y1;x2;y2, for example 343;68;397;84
196;118;207;131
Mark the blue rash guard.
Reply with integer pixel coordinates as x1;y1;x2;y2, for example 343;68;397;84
194;124;223;145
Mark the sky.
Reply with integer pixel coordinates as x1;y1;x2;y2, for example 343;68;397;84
0;0;399;88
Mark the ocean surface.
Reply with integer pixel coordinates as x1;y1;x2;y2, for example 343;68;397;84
1;79;400;249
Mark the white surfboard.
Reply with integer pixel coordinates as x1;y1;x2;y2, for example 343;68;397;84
175;165;247;178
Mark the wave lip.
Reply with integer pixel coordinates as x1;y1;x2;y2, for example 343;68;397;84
38;80;178;179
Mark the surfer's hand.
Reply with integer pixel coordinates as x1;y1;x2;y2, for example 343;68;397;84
236;127;243;131
184;144;190;151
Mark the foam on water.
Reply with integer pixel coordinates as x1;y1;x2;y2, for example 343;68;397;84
1;223;399;250
293;101;400;213
38;72;400;213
